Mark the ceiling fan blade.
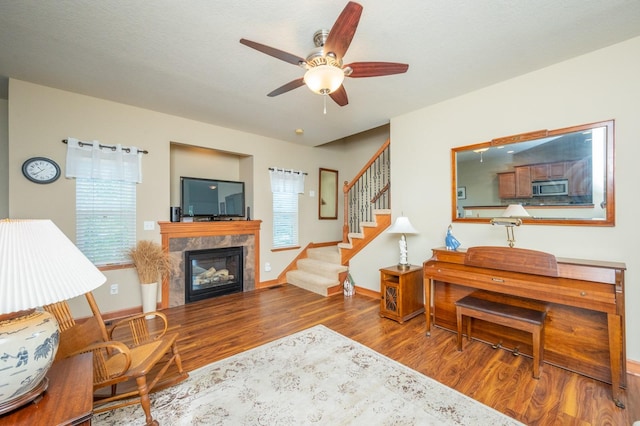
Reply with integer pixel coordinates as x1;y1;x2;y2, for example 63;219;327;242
240;38;306;66
329;85;349;106
267;78;306;97
323;1;363;60
345;62;409;78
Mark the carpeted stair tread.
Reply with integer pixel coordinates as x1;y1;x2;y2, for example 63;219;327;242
307;246;341;264
286;270;337;297
297;258;348;280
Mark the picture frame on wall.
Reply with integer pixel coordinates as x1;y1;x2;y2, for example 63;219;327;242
457;187;466;200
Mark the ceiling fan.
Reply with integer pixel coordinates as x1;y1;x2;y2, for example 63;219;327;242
239;1;409;109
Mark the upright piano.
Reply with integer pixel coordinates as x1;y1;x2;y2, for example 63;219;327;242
423;246;626;407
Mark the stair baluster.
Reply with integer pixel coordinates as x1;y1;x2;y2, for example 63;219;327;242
343;139;391;241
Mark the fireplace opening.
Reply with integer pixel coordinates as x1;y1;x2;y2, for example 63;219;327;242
185;246;243;303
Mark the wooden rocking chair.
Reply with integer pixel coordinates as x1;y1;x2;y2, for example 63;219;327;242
44;292;188;426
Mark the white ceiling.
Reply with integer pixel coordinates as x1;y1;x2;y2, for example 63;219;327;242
1;1;640;147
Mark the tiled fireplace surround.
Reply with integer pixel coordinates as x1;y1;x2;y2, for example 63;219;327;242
159;221;261;308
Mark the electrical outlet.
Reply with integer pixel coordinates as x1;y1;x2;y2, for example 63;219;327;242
143;221;155;231
264;262;272;272
110;283;118;295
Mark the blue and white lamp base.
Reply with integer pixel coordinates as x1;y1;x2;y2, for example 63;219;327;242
0;310;59;414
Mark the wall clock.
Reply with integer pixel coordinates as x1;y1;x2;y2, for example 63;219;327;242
22;157;61;184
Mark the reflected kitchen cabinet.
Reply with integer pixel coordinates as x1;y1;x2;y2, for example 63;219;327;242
567;159;590;196
531;162;567;180
549;162;567;179
498;172;516;198
515;166;533;198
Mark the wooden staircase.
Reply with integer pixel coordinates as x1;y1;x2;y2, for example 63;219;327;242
281;139;392;297
284;210;391;297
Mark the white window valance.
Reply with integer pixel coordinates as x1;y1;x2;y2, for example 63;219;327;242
65;137;143;183
269;168;305;194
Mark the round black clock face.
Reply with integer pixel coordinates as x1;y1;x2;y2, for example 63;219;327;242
22;157;61;184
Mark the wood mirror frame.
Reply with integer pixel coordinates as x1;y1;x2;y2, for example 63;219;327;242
319;168;338;220
452;120;615;226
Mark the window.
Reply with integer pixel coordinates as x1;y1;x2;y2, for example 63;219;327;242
76;178;136;265
272;192;298;248
65;137;143;266
269;168;305;249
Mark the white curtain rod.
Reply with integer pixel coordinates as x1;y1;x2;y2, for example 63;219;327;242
62;139;149;154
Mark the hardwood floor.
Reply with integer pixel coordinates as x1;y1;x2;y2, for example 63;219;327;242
145;285;638;425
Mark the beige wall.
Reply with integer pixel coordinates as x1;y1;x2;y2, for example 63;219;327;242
6;79;385;316
0;99;7;218
348;36;640;362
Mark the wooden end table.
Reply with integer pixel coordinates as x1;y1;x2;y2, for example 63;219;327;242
379;264;424;323
0;352;93;425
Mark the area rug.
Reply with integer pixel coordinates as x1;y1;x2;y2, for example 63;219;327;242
94;325;523;425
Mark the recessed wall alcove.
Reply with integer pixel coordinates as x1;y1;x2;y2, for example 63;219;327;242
159;221;261;308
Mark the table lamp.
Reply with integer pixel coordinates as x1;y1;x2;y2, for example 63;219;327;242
490;204;530;248
0;219;106;414
387;216;419;270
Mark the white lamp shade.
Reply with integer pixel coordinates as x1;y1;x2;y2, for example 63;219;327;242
387;216;419;234
0;219;106;314
304;65;345;94
502;204;530;218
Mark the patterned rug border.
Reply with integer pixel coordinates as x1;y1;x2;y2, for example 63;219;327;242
94;324;524;425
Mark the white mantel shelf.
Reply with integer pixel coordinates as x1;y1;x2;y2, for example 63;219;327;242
159;220;262;308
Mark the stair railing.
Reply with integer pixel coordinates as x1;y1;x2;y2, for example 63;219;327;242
343;139;391;242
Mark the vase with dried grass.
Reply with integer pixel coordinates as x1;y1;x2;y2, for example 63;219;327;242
128;240;169;319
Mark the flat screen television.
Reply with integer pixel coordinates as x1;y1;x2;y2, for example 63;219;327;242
181;176;245;218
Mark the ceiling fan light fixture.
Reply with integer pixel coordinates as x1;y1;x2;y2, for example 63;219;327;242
240;2;406;107
303;65;345;95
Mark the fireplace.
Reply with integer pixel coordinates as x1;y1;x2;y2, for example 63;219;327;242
160;220;260;308
184;246;243;303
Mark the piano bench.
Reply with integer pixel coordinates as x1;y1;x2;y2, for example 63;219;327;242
455;293;547;379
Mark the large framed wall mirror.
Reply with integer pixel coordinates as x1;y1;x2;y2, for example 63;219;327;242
319;168;338;220
452;120;615;226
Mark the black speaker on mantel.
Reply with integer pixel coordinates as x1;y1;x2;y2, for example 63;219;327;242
170;206;181;222
246;206;251;221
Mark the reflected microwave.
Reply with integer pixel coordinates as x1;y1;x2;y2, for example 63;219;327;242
532;179;569;197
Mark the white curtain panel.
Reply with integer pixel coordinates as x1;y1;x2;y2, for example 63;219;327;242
269;168;305;194
65;137;143;183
